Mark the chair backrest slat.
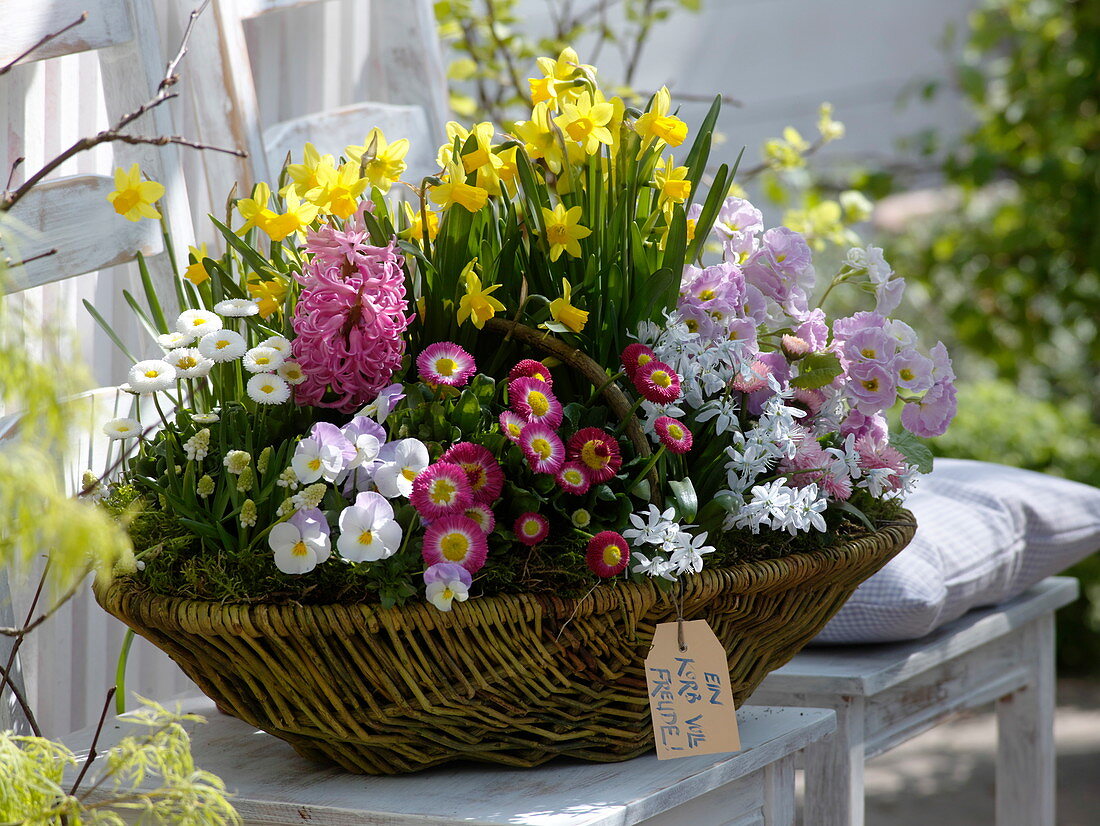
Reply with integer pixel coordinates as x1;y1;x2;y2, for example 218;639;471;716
0;0;133;67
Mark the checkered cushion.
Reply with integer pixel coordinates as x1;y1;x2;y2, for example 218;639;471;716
814;459;1100;644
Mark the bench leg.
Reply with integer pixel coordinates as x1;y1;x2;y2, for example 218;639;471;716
804;696;864;826
763;755;795;826
996;616;1055;826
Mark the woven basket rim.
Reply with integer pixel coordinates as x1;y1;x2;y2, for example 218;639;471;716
97;512;914;631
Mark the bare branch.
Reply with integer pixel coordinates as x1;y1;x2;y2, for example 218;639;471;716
0;12;88;77
69;687;117;796
161;0;211;94
112;134;246;158
5;248;58;269
0;570;92;638
5;157;24;192
0;565;48;737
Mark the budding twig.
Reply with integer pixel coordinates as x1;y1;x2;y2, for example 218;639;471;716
0;12;88;77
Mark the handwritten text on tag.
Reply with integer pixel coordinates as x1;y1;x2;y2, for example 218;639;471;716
645;619;740;759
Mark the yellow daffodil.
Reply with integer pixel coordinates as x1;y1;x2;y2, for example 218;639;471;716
247;275;288;319
429;160;489;213
345;128;409;192
513;102;568;175
529;47;594;109
263;189;319;242
237;182;275;235
107;163;164;222
545;278;588;333
457;267;506;329
184;243;210;285
283;143;335;199
401;202;440;244
634;87;689;153
541;203;591;261
554;92;615;155
658;215;697;251
654;155;692;215
494;144;520;197
311;162;369;219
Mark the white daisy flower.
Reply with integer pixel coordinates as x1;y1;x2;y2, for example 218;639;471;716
175;309;222;337
192;412;220;424
156;331;193;349
337;492;402;563
246;373;290;404
102;417;141;440
276;360;306;385
165;347;214;379
243;346;285;374
127;360;177;393
214;298;260;318
198;329;247;362
259;335;291;355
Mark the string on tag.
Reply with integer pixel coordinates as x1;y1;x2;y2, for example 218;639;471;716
674;578;686;652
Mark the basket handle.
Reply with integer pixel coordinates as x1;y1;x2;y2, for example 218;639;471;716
484;318;661;503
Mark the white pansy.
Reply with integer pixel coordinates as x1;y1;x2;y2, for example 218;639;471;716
337;492;402;562
373;439;430;499
197;329;247;362
102;417;141;440
127;360;176;393
268;511;331;575
165;347;213;379
156;331;193;349
175;309;221;337
246;373;290;404
426;579;470;612
214;298;259;318
277;361;306;385
243;346;286;374
291;438;346;484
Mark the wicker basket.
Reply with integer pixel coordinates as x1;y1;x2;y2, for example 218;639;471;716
94;514;913;775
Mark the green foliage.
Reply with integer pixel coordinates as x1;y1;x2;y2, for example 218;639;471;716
434;0;702;124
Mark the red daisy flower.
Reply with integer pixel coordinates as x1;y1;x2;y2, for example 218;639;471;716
633;359;681;404
519;421;566;474
508;359;554;386
586;531;630;577
620;343;657;380
653;416;693;454
463;503;496;534
514;512;549;546
509;376;564;428
555;461;591;495
441;442;505;504
416;341;476;387
422;515;488;572
499;410;526;443
409;462;473;520
566;427;622;484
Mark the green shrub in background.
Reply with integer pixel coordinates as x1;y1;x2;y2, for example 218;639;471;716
930;379;1100;673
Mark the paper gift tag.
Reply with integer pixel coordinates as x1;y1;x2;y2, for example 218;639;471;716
645;619;741;759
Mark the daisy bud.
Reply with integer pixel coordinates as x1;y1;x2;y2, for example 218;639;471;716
257;447;272;474
571;508;591;528
197;475;215;497
236;466;255;493
781;334;811;360
240;499;258;528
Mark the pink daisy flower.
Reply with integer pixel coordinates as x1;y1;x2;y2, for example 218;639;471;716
855;435;907;493
633;360;681;404
653;416;693;454
463;503;496;534
508;359;554;386
514;512;549;546
499;411;526;443
730;359;771;394
441;442;505;504
422;515;488;573
409;462;474;520
567;427;622;484
519;422;566;474
586;531;630;577
620;343;656;380
555;461;591;495
509;377;564;428
780;432;852;500
416;341;476;387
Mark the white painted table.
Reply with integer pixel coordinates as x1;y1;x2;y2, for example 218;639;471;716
63;699;834;826
751;576;1078;826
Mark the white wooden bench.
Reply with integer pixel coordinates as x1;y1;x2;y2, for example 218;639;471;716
63;698;835;826
750;576;1079;826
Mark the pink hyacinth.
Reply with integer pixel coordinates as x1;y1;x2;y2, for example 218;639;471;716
291;233;412;413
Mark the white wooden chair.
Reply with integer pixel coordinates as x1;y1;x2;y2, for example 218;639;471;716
63;699;835;826
1;0;198;737
751;576;1078;826
181;0;448;211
